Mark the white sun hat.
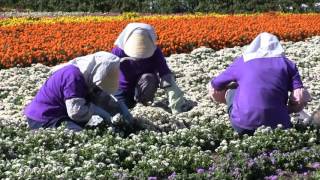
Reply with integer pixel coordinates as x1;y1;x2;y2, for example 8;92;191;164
115;22;157;59
243;32;285;62
72;52;120;94
51;51;120;94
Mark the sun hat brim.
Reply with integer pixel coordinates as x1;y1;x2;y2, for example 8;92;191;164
123;30;156;59
97;68;120;94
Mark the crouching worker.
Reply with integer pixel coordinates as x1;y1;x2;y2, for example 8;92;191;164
112;22;191;114
208;32;311;135
24;52;134;132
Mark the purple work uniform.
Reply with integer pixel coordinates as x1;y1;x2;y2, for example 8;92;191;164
211;56;303;132
24;65;88;130
111;46;171;108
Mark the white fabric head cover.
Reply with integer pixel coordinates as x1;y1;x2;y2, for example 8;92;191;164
243;32;285;62
51;51;120;94
114;22;157;59
70;51;120;94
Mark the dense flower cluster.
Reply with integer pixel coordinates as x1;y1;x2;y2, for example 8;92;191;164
0;13;320;68
0;36;319;178
0;13;239;26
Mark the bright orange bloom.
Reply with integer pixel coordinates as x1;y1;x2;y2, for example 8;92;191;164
0;13;320;68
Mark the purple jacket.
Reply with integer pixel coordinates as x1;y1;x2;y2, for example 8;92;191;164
24;65;88;122
111;46;171;94
211;56;303;130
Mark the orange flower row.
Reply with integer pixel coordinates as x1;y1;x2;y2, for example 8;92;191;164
0;13;320;68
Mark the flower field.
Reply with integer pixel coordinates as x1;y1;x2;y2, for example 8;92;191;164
1;20;320;178
0;13;320;68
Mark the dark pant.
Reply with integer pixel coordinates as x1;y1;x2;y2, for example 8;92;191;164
114;73;159;109
27;117;86;132
226;89;255;136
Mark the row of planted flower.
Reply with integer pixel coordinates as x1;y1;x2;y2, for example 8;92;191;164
1;36;320;178
0;12;286;27
0;121;319;179
0;13;320;68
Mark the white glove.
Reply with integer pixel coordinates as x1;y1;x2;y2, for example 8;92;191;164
167;85;186;114
161;74;186;114
110;95;135;128
92;104;112;124
86;115;104;127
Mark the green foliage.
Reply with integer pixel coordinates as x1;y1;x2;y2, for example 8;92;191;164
0;0;319;13
0;120;319;178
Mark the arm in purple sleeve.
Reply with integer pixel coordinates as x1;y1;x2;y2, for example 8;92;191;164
286;59;307;113
286;59;303;91
63;71;92;122
154;47;172;77
211;58;240;91
63;71;88;100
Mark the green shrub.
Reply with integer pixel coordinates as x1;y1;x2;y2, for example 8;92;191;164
0;0;319;13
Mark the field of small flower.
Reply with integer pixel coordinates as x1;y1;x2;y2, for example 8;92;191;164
0;14;320;179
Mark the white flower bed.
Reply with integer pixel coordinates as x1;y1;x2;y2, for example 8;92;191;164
0;36;319;130
0;37;320;179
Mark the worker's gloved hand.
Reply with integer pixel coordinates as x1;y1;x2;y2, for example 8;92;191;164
118;100;135;126
161;74;190;114
89;88;136;131
89;87;120;116
167;85;186;114
288;88;312;114
207;82;226;104
207;80;238;104
109;95;136;130
288;100;304;114
91;104;112;125
86;115;104;127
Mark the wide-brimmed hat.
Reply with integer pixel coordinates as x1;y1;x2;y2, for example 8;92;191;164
115;23;157;59
52;51;120;94
96;66;120;94
86;52;120;94
123;29;156;59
